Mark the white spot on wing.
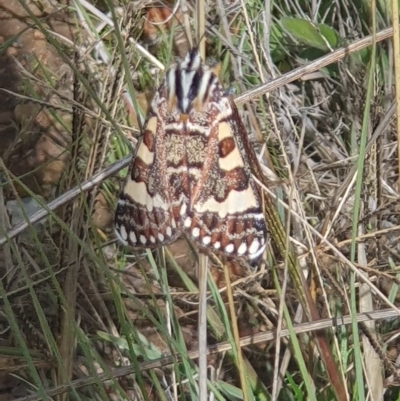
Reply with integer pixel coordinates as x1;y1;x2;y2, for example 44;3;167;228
119;225;128;241
225;243;234;253
115;226;128;246
166;226;172;237
140;235;147;245
150;235;156;244
192;227;200;238
202;236;211;245
248;240;266;260
129;231;137;244
158;233;165;242
237;242;247;256
249;239;260;255
184;217;192;228
214;241;221;249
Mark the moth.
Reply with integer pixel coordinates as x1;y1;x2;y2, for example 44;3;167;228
115;49;267;261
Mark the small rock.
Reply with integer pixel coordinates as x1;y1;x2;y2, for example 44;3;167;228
5;47;17;57
34;30;46;40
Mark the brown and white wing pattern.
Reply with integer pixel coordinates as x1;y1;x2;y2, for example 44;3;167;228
114;108;185;248
115;49;267;261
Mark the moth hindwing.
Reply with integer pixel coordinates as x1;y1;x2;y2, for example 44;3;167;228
115;49;267;261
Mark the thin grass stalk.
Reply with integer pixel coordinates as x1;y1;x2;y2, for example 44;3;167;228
196;3;208;399
198;253;209;401
349;2;377;398
196;0;205;56
158;249;178;401
270;252;290;400
222;263;250;401
392;0;400;189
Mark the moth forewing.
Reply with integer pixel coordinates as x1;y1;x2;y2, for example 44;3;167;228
114;107;183;249
186;110;266;260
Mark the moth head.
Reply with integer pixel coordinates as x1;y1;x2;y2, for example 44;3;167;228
164;49;221;115
181;48;203;71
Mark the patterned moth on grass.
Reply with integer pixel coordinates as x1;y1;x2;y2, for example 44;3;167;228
115;49;267;261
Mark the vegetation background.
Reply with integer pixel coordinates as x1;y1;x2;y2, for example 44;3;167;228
0;0;399;400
